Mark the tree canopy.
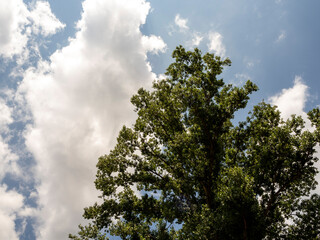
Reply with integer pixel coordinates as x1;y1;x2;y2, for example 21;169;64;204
70;46;320;240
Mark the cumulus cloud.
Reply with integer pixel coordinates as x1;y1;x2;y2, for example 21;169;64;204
0;100;23;239
142;35;167;54
0;99;20;179
28;1;66;37
269;76;308;120
175;14;189;31
269;77;320;194
0;0;29;59
0;137;20;179
0;0;64;60
208;31;226;58
0;185;24;240
0;89;24;239
16;0;165;239
0;99;13;129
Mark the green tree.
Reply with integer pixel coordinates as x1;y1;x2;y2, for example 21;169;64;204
287;194;320;239
70;46;320;240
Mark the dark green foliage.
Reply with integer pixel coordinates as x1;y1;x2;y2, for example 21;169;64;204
287;194;320;239
70;46;320;240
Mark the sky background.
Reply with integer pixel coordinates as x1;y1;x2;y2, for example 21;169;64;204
0;0;319;239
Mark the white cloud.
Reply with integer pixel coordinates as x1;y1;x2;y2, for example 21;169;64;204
269;76;308;120
0;185;24;240
208;31;226;57
246;61;254;68
269;77;320;195
243;57;260;69
0;99;20;179
170;16;204;49
0;0;29;59
233;73;251;86
0;136;20;180
0;0;64;60
0;100;24;239
142;35;167;54
16;0;165;239
235;73;250;80
171;17;226;56
175;14;189;31
0;99;13;129
189;32;204;47
276;30;286;43
28;1;65;37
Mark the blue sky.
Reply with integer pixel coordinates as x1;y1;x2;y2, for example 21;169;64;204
0;0;319;239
